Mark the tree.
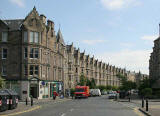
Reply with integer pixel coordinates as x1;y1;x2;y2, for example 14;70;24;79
90;78;96;89
117;74;137;91
0;76;5;89
79;74;87;86
141;88;152;98
138;78;152;96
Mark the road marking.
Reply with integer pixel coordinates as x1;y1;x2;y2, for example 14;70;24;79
118;102;145;116
70;108;74;112
134;108;145;116
61;113;66;116
1;105;41;116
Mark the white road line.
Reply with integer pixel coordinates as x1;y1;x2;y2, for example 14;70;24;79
61;113;66;116
70;108;74;112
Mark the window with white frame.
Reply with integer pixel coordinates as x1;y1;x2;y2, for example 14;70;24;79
34;48;39;58
2;32;8;42
29;31;34;43
2;48;7;59
35;65;39;75
35;32;39;43
2;65;7;76
24;31;28;42
30;48;39;59
24;47;28;59
29;65;39;76
29;31;39;43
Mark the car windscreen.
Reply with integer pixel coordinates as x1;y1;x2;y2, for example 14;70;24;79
75;88;85;92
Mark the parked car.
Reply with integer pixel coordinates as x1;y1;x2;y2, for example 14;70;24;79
101;90;107;95
108;91;117;99
90;89;101;96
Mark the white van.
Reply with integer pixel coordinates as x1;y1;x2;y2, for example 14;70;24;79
90;89;101;96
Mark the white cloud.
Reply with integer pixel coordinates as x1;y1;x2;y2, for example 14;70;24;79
10;0;25;7
141;35;158;45
95;49;151;74
141;35;158;41
82;39;107;45
100;0;140;10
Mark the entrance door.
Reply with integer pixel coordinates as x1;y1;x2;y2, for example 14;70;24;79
30;85;38;98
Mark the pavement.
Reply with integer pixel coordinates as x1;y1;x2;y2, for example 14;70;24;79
15;95;144;116
0;97;71;116
118;98;160;116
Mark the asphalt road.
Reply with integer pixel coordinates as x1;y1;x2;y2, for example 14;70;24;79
19;96;143;116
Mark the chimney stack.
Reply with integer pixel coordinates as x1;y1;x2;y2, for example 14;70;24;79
40;14;46;24
47;20;54;29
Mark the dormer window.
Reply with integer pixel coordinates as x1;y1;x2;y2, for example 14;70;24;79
29;31;39;43
2;32;8;42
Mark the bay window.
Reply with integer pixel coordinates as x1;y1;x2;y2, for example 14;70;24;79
2;32;8;42
29;31;39;43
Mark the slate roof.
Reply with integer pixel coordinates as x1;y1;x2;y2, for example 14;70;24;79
57;29;65;45
2;19;24;31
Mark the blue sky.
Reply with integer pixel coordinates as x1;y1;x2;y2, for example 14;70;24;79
1;0;160;74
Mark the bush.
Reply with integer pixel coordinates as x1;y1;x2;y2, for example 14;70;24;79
0;76;5;89
96;85;106;91
70;88;75;97
141;88;152;98
106;85;112;90
112;86;119;91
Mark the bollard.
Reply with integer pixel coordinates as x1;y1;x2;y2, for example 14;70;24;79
53;94;54;100
146;99;148;111
26;97;28;106
129;97;130;102
31;97;33;106
142;97;144;108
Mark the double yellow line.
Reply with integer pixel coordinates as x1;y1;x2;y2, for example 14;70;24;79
1;105;41;116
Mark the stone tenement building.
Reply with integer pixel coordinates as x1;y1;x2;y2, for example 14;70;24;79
149;35;160;89
0;7;138;100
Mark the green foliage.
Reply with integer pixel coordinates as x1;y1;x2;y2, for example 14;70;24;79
78;74;96;89
117;74;137;91
138;78;152;96
0;76;5;89
106;85;112;90
112;86;119;91
79;74;87;86
90;78;96;89
156;90;160;98
70;88;75;96
97;85;106;91
96;85;119;91
141;88;152;98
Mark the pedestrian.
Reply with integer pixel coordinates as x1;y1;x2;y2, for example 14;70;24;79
53;91;58;100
